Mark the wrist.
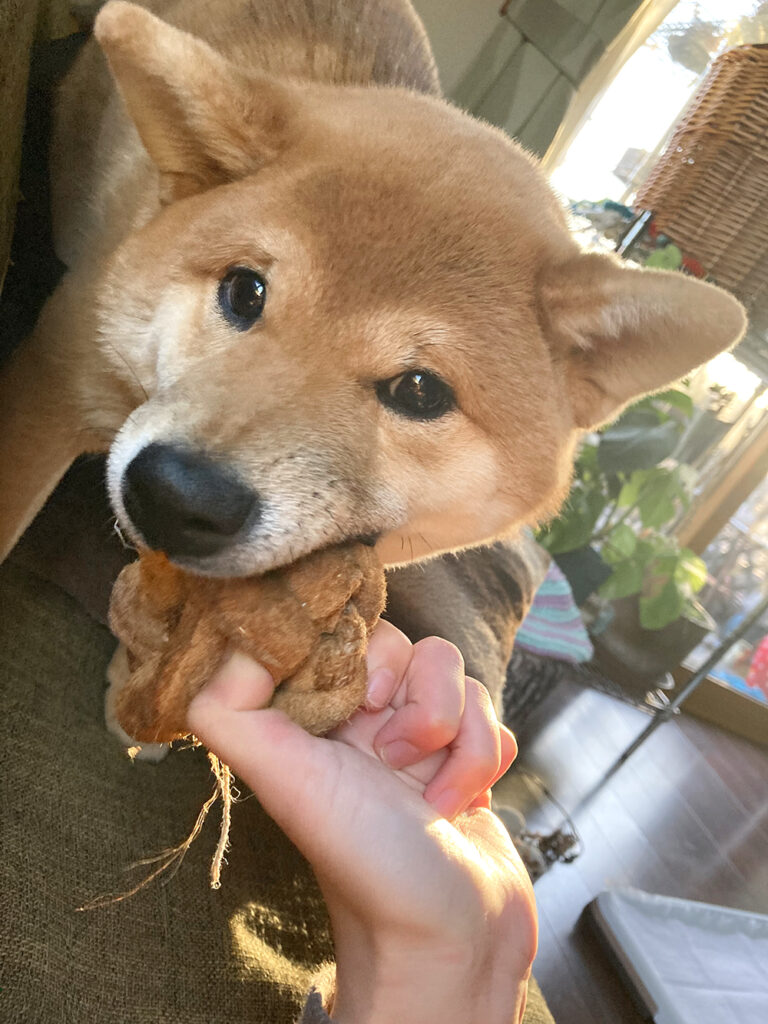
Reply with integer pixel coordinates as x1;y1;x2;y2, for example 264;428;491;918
330;925;526;1024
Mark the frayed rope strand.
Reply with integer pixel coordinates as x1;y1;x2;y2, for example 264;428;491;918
208;753;234;889
77;749;234;911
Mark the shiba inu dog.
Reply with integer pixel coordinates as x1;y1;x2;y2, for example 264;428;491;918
0;0;745;587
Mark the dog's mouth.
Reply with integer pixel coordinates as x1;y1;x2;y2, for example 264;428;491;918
119;525;384;578
111;442;386;577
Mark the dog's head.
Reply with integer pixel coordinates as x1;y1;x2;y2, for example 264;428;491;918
95;2;746;576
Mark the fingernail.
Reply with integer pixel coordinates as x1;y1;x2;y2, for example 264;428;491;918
431;788;462;820
379;739;421;769
366;667;396;709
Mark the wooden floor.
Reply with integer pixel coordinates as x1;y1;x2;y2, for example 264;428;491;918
495;678;768;1024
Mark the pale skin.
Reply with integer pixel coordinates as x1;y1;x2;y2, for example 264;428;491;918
187;621;538;1024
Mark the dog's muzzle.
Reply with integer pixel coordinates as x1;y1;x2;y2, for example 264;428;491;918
122;443;258;558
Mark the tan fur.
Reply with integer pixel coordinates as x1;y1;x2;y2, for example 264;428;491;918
0;0;746;574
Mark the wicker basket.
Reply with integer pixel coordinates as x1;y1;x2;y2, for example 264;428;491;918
635;45;768;332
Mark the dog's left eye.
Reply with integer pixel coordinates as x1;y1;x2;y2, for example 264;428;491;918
218;267;267;329
376;370;456;420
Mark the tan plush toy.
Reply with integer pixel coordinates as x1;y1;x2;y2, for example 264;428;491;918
108;543;386;744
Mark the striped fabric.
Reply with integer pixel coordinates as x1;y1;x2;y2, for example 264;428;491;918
515;561;593;663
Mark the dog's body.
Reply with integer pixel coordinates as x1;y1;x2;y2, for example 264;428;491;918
0;0;746;587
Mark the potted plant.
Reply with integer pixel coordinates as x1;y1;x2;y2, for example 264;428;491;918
537;389;714;691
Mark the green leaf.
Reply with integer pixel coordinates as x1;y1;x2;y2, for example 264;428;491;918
537;501;601;555
605;472;624;501
634;538;661;567
575;442;599;473
640;497;677;530
617;469;649;508
647;243;683;271
607;407;665;429
598;419;682;474
601;523;637;563
652;551;681;575
642;552;680;600
674;550;708;594
640;579;686;629
653;388;695;417
624;396;668;420
538;476;609;555
599;561;645;600
636;469;686;529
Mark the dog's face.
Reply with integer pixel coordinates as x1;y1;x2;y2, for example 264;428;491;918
95;3;745;576
103;93;581;575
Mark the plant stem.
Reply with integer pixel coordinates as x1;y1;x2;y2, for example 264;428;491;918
592;503;636;543
599;497;620;533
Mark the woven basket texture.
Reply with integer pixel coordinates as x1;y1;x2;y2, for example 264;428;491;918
636;45;768;331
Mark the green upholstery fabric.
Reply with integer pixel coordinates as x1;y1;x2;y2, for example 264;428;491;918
0;559;554;1021
0;561;330;1022
523;976;555;1024
0;0;41;290
0;0;74;290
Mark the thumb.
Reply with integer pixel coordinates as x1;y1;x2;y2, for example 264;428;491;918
187;652;342;845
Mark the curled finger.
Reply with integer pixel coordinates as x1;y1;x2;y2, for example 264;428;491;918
372;636;465;770
423;677;502;819
490;725;518;786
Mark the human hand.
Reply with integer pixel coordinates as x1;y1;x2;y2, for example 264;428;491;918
187;620;537;1024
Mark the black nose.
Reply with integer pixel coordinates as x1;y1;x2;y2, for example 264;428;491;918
122;443;258;558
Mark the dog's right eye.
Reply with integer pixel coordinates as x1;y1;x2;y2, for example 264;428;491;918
376;370;456;420
218;267;267;329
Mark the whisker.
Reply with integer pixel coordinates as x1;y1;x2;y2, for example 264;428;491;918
113;519;136;551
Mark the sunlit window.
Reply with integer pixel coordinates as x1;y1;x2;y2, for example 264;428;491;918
550;1;768;205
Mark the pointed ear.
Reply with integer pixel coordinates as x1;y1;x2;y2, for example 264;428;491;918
539;252;747;430
94;1;296;202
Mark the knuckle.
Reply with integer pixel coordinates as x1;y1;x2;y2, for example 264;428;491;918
424;713;458;748
451;747;499;789
420;636;465;674
466;675;494;711
373;618;404;640
369;619;411;657
474;749;501;781
502;727;518;763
